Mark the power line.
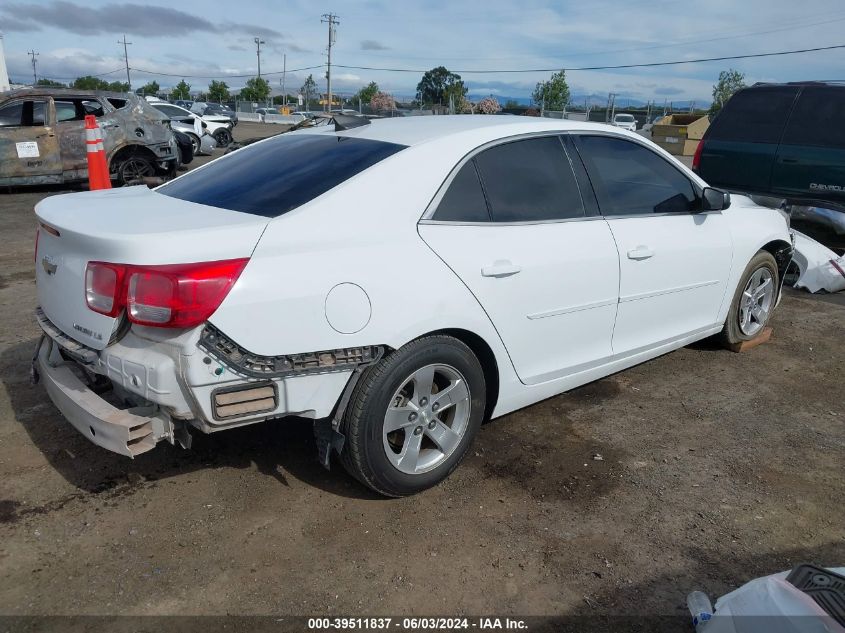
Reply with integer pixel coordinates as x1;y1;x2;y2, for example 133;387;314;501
333;43;845;74
129;65;324;79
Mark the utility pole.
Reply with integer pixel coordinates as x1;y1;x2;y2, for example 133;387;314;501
118;35;132;90
254;36;265;79
321;13;339;112
27;50;39;85
281;53;286;107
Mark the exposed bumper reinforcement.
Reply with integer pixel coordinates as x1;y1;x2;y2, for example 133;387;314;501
36;337;171;458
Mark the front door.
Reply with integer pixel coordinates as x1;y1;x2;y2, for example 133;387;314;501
419;135;620;385
0;98;61;184
573;134;733;354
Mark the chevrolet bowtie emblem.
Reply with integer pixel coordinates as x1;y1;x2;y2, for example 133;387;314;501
41;256;58;276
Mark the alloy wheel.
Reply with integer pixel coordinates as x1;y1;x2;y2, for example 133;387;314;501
739;267;775;336
382;364;471;475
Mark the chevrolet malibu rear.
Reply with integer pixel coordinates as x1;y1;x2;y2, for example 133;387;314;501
32;116;791;497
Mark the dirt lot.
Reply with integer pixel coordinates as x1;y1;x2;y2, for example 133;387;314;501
0;122;843;624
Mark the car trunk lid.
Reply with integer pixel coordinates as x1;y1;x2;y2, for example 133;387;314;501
34;185;268;350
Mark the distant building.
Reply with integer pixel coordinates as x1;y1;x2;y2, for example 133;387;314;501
0;34;10;93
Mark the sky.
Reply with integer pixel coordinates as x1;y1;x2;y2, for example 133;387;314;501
2;0;844;105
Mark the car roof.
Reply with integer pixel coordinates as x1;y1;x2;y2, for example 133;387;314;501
332;115;617;147
0;87;133;100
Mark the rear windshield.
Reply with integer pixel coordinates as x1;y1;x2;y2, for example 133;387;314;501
158;133;406;217
707;86;799;144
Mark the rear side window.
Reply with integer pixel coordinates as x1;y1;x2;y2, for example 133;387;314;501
158;133;406;217
781;86;845;149
708;87;798;143
107;98;128;109
576;135;697;216
473;136;584;222
434;161;490;222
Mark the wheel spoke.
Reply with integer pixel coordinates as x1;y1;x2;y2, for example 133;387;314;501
751;304;768;324
396;432;422;472
426;421;461;455
384;406;418;433
412;365;436;403
753;277;771;299
740;307;752;329
431;379;469;413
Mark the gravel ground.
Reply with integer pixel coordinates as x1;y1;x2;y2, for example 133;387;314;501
0;122;843;623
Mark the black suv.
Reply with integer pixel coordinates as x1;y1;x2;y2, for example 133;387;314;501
694;82;845;212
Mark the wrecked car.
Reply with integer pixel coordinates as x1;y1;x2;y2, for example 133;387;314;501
0;88;178;187
31;116;792;496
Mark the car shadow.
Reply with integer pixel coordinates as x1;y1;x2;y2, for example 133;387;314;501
0;339;384;501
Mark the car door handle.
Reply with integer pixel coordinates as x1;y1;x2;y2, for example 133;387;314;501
481;260;521;278
627;246;655;260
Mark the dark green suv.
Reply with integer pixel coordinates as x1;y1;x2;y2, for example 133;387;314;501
694;82;845;211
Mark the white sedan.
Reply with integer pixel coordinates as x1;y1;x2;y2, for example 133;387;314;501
612;113;638;132
32;116;792;496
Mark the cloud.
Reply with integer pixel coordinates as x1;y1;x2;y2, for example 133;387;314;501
0;1;282;38
361;39;390;51
0;15;41;32
228;45;247;52
654;86;685;96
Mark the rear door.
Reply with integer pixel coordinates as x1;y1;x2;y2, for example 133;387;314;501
54;97;106;176
698;86;799;193
419;134;620;385
771;85;845;207
573;134;733;354
0;97;62;183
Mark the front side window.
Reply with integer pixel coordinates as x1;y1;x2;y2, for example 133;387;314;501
576;135;697;216
474;136;584;222
158;133;406;217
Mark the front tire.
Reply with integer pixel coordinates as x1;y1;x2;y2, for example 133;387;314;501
213;128;233;147
720;251;779;345
340;336;486;497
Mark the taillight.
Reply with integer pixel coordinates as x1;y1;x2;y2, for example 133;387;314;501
85;262;125;317
84;259;248;328
692;139;704;172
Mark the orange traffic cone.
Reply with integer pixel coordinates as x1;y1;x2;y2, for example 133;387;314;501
85;115;111;190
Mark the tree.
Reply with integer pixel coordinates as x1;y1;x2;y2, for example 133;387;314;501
300;74;318;109
106;81;130;92
532;70;570;111
369;91;395;112
72;75;108;90
171;79;192;100
208;80;230;103
416;66;466;105
136;80;160;96
504;99;520;109
354;81;379;106
476;96;502;115
36;78;66;88
240;77;270;103
709;69;746;116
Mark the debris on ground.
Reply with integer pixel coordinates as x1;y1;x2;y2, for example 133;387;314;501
791;230;845;293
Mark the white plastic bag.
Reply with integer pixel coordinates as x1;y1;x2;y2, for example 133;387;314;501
703;568;845;633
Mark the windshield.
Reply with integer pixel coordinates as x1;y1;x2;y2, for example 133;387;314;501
615;115;634;122
158;133;407;217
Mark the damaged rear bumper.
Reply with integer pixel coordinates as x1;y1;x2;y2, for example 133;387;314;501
34;335;172;457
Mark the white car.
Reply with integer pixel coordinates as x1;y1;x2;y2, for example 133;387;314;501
149;100;234;147
612;113;638;132
31;116;792;496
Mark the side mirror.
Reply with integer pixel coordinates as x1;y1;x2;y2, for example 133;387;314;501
701;187;731;211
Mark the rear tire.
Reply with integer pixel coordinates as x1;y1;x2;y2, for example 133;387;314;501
340;336;486;497
113;154;156;186
720;251;779;346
